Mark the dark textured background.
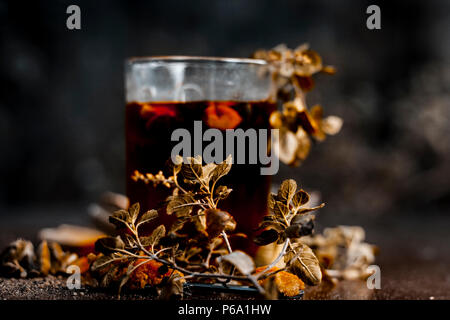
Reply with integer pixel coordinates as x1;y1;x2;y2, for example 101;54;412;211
0;0;449;231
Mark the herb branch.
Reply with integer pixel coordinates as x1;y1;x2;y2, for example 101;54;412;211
92;157;325;298
253;44;343;166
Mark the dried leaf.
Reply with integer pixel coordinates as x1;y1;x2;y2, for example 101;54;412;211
158;271;185;300
37;240;51;276
210;155;232;185
268;193;278;210
140;225;166;247
272;200;289;219
122;233;136;248
309;105;343;140
214;185;232;200
253;229;280;246
278;179;297;203
0;239;36;278
90;255;114;272
166;194;195;217
109;209;130;229
321;116;343;135
283;219;315;239
169;218;188;234
294;49;323;76
138;209;158;226
254;218;286;233
95;236;125;255
166;155;183;175
118;263;135;295
101;264;121;288
295;76;315;92
48;242;64;263
279;62;295;77
217;250;255;275
193;213;207;233
269;111;283;129
296;203;325;215
295;128;311;162
201;163;216;183
292;190;310;208
273;128;298;165
184;247;203;262
180;157;203;182
286;243;322;285
205;209;236;239
128;203;140;224
297;108;319;135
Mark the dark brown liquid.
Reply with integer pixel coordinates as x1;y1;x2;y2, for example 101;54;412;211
125;100;275;255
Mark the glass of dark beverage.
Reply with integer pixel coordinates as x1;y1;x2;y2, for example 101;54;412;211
125;56;275;255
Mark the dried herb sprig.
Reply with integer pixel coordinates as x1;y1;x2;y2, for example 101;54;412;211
92;201;261;296
253;179;325;285
94;156;263;297
253;44;343;165
133;155;235;252
131;170;175;188
92;158;324;298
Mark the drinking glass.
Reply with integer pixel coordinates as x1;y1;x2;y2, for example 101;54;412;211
125;56;275;254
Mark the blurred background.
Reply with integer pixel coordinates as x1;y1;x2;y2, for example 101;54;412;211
0;0;449;281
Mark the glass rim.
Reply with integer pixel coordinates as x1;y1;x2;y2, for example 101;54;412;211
126;55;267;66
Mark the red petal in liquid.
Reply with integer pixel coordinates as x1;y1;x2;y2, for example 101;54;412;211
140;103;178;129
203;102;243;130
